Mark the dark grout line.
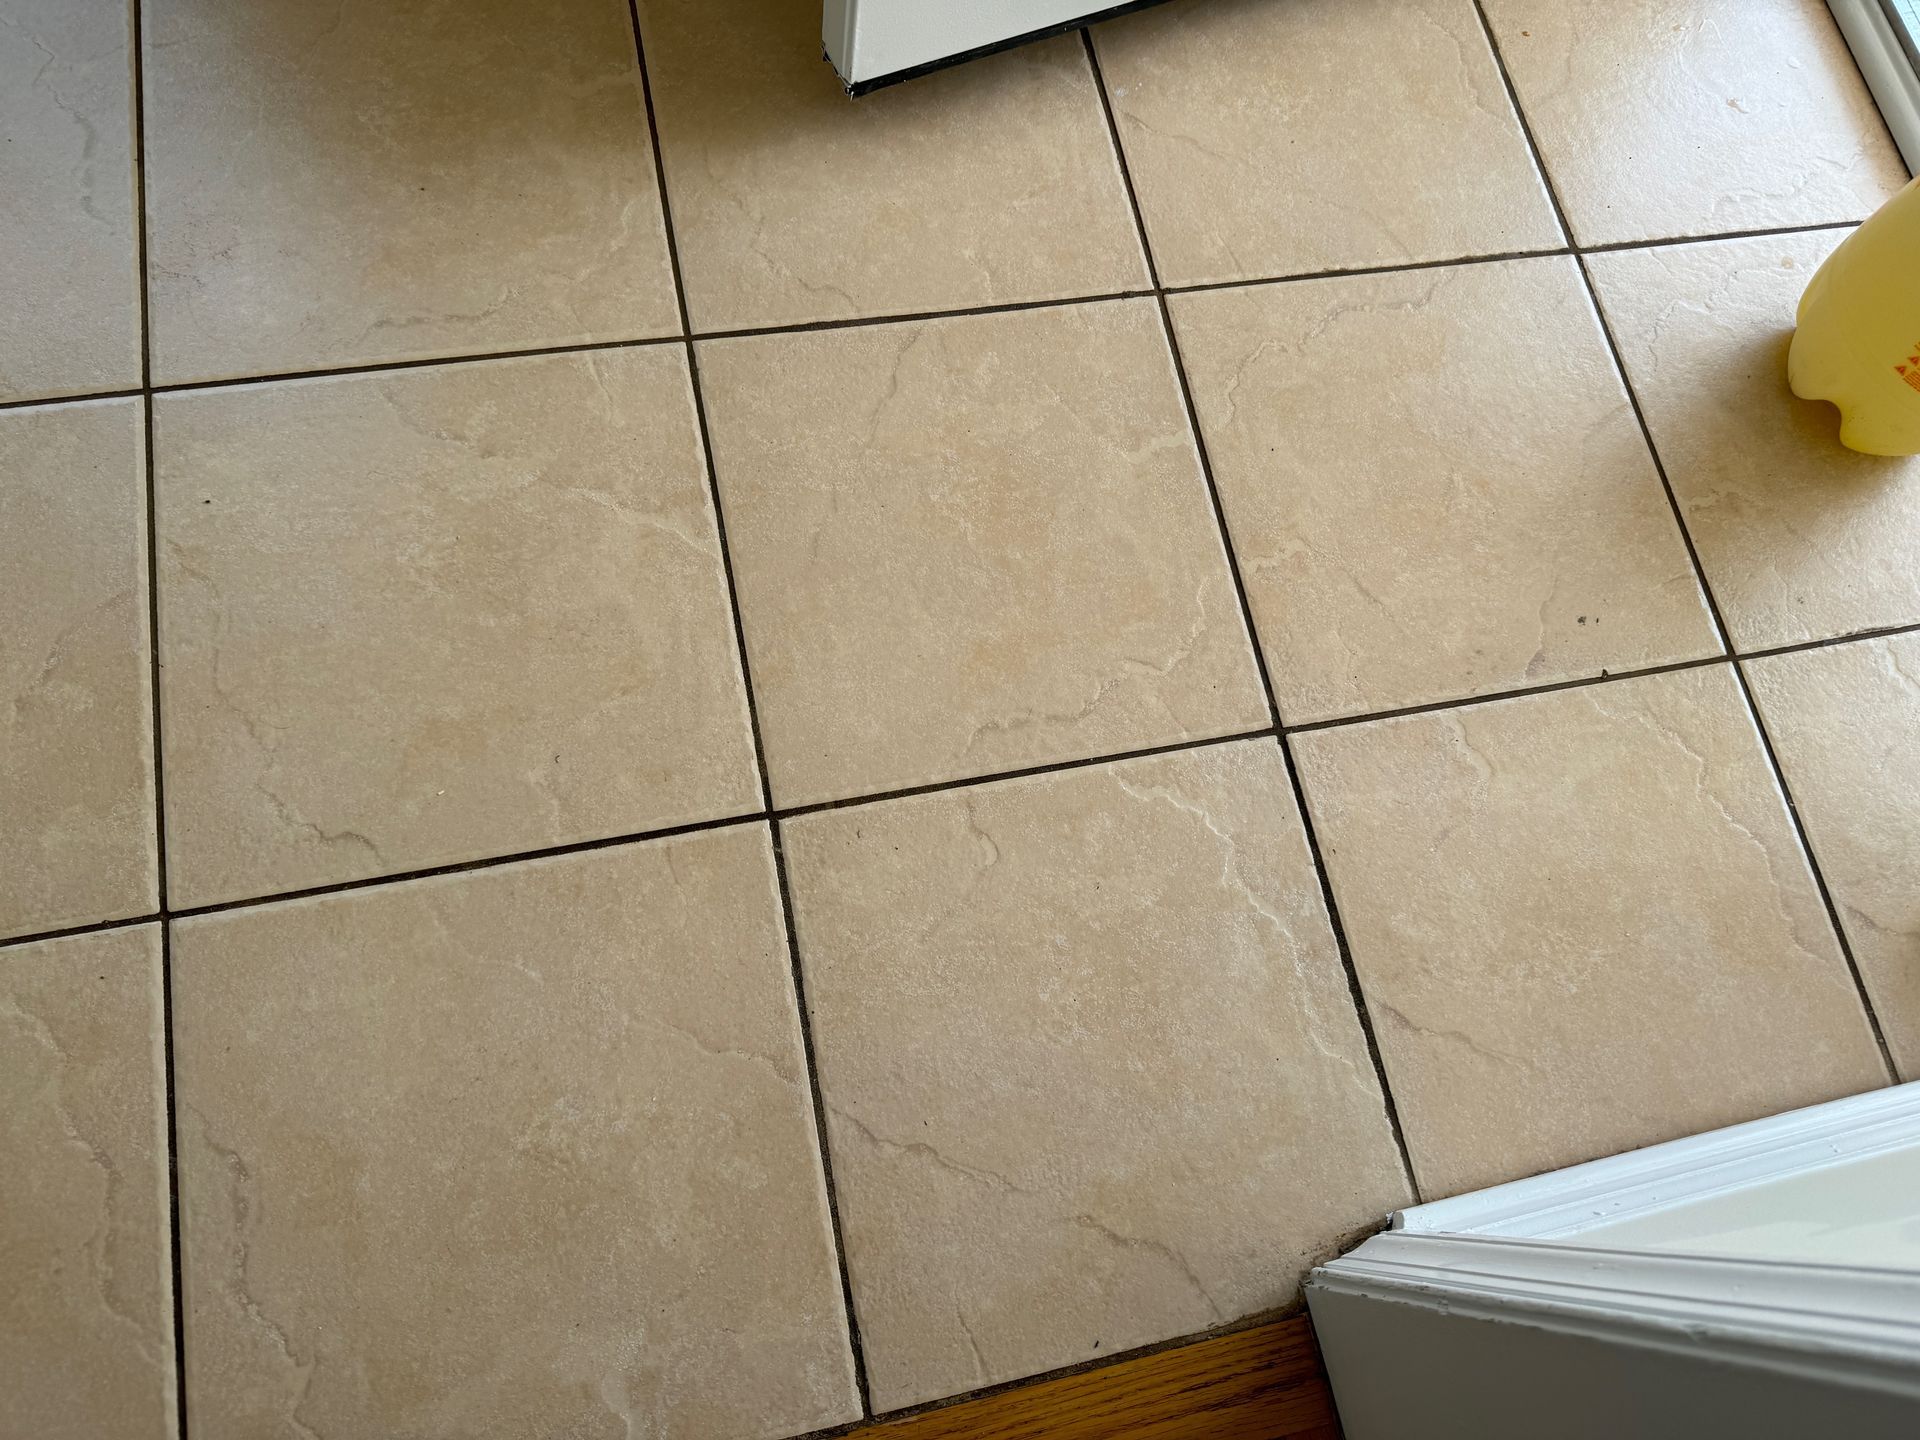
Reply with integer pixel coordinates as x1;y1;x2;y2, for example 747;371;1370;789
1081;26;1424;1201
1739;620;1920;663
157;922;190;1438
691;287;1157;344
0;386;146;412
1737;658;1901;1079
625;2;875;1415
172;811;764;923
778;728;1276;820
125;0;190;1433
1466;3;1576;250
21;608;1913;951
1162;244;1573;297
145;334;685;397
1578;218;1864;254
1470;0;1900;1085
1283;656;1729;735
1272;736;1425;1197
2;235;1875;422
0;912;165;952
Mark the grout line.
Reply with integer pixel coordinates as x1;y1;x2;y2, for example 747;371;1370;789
1162;244;1572;296
625;3;874;1414
1471;0;1900;1084
1736;655;1901;1078
125;0;191;1433
0;385;146;413
164;812;765;923
778;728;1275;819
12;620;1910;952
157;922;190;1440
1272;735;1424;1197
0;911;165;952
1740;619;1920;663
1082;27;1424;1201
6;236;1876;417
1578;218;1865;254
1283;656;1728;735
691;287;1156;343
145;334;685;397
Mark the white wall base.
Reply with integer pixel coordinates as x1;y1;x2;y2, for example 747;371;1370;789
822;0;1145;90
1830;0;1920;173
1309;1084;1920;1438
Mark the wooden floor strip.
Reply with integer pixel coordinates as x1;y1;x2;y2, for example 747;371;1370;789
850;1316;1339;1440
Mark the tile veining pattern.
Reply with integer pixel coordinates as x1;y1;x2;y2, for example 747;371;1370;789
0;0;1911;1435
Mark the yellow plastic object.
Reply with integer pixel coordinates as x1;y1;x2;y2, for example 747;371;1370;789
1787;176;1920;456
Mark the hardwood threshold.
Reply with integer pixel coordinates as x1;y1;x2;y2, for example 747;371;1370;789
846;1314;1340;1440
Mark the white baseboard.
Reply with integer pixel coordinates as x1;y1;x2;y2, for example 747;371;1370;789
1831;0;1920;173
1309;1085;1920;1438
1395;1082;1920;1239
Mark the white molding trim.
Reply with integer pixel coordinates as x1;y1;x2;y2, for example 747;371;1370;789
1311;1232;1920;1399
1394;1082;1920;1239
1830;0;1920;174
1311;1086;1920;1435
821;0;1128;89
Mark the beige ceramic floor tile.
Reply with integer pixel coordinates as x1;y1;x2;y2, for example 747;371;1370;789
700;300;1269;807
1747;635;1920;1078
142;0;678;384
1170;258;1718;724
0;0;140;401
1093;0;1561;287
1;925;174;1440
2;401;156;939
785;740;1411;1411
171;828;857;1440
639;0;1147;332
1294;665;1888;1199
1591;231;1920;651
156;350;756;907
1483;0;1907;247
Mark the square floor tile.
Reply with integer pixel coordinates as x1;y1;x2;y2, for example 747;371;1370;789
785;740;1410;1411
700;300;1269;807
1483;0;1907;247
1;925;174;1440
1170;258;1718;724
639;0;1147;332
1093;0;1561;287
2;400;156;939
142;0;678;384
156;349;756;907
171;828;857;1440
0;0;140;401
1747;635;1920;1078
1295;665;1887;1199
1590;231;1920;651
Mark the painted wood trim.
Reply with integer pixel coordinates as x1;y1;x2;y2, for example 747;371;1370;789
1829;0;1920;173
847;1316;1339;1440
1395;1081;1920;1239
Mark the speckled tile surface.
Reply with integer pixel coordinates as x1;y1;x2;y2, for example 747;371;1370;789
698;300;1267;807
171;829;857;1440
1482;0;1905;246
0;925;174;1440
5;0;1909;1431
1;400;156;939
786;741;1409;1409
1292;666;1886;1199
